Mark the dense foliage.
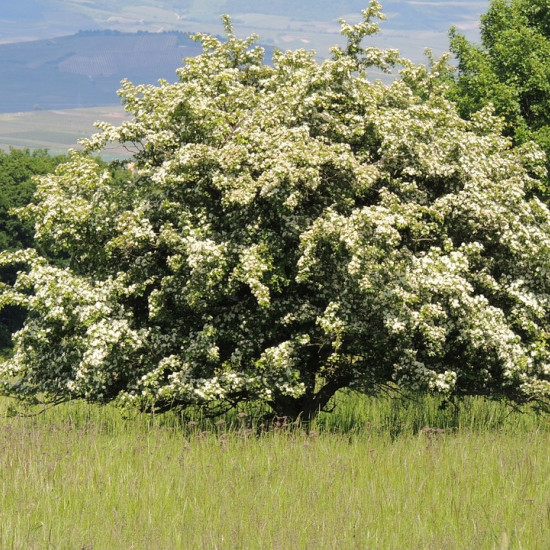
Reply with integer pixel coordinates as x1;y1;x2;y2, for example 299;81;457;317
448;0;550;192
0;148;67;251
0;148;67;351
2;1;550;418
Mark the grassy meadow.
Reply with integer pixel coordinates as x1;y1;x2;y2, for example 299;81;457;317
1;392;550;549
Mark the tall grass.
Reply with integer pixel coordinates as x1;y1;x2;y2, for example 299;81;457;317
1;393;549;549
3;390;543;435
316;390;548;436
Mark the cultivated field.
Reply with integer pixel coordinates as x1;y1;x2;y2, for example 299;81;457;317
1;393;549;549
0;106;132;160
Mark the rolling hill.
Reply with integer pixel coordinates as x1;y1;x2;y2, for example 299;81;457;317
0;30;204;112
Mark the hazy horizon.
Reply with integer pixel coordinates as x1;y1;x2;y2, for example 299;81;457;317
0;1;485;62
0;0;488;152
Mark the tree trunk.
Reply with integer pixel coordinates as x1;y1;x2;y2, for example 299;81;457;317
269;376;350;422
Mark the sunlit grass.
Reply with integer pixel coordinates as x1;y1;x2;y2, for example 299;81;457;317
1;394;549;549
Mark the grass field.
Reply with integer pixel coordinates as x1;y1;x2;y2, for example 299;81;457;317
0;106;132;160
1;392;549;549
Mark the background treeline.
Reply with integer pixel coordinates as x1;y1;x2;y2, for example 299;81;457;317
448;0;550;192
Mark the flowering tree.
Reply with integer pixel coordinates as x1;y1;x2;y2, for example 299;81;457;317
0;149;68;352
2;1;550;419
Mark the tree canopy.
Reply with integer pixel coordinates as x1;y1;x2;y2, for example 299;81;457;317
2;1;550;419
448;0;550;193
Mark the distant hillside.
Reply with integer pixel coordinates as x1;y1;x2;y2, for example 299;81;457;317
1;1;483;63
0;30;204;113
0;1;484;113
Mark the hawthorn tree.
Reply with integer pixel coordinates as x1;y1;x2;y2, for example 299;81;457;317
2;1;550;419
448;0;550;193
0;148;68;352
